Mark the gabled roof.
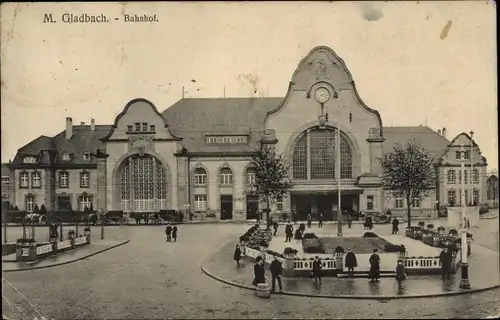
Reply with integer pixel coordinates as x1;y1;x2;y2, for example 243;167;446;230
17;135;55;154
381;126;450;160
162;98;283;153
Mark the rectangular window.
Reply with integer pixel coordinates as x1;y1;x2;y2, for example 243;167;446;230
150;125;155;132
78;195;92;211
456;151;461;160
247;172;256;185
59;172;69;188
194;195;207;212
31;172;41;188
447;170;456;184
26;195;35;212
135;123;141;131
80;172;90;188
222;137;231;143
61;153;70;161
23;157;37;164
207;137;217;144
473;189;479;205
459;190;469;206
367;196;374;211
447;190;456;206
142;123;148;131
464;151;470;160
394;192;403;208
236;136;248;143
127;125;133;132
20;172;29;188
464;170;468;184
83;152;90;161
276;195;283;212
194;171;207;185
473;169;479;184
412;198;420;208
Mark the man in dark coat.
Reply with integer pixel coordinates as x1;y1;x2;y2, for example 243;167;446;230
392;218;400;235
345;249;358;277
285;222;293;242
234;244;242;267
165;224;172;242
307;214;312;228
318;213;324;228
252;256;266;286
270;256;283;293
312;256;323;285
273;220;279;236
369;249;381;282
439;248;452;280
395;259;407;286
172;225;178;242
347;214;352;229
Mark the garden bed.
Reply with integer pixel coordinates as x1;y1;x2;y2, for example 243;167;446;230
303;236;394;254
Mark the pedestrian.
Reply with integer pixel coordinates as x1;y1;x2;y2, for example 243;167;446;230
395;259;407;286
273;220;279;236
369;249;381;282
294;228;303;244
270;256;283;293
347;213;352;229
172;225;178;242
307;214;312;228
392;218;399;235
252;256;266;286
318;213;324;228
234;244;242;267
439;247;452;280
285;222;293;242
165;224;172;242
311;256;323;285
345;249;358;277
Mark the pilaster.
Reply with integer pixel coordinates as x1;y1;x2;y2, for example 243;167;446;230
94;152;109;213
176;156;188;210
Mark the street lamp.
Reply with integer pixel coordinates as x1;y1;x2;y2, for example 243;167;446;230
459;144;471;289
470;131;474;205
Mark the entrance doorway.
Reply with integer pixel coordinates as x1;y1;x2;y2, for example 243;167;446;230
291;193;360;221
246;195;259;220
58;196;72;211
220;195;233;220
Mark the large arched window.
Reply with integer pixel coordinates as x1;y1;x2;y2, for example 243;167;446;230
119;154;167;212
292;127;353;180
194;167;207;186
245;167;256;185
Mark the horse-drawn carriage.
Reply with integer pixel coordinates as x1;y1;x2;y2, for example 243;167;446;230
129;210;183;224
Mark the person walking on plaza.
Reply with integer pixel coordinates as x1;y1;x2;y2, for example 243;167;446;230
307;214;312;228
273;220;279;236
252;256;266;286
347;213;352;229
318;213;324;228
172;225;178;242
345;249;358;277
439;247;452;280
369;249;381;282
311;256;323;285
392;218;400;235
270;256;283;293
285;222;293;242
234;244;242;267
165;224;172;242
395;259;407;286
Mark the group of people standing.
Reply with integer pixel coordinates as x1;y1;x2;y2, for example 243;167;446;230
164;223;178;242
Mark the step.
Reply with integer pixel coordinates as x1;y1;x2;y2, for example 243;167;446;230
337;272;397;279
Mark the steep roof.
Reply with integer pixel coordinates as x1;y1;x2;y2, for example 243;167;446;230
162;98;283;153
381;126;450;160
13;125;112;165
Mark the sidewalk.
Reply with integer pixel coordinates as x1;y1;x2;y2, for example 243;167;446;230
202;240;500;298
2;239;129;272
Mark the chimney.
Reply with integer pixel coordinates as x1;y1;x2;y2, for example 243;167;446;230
66;117;73;140
442;127;446;139
91;118;95;131
80;121;85;125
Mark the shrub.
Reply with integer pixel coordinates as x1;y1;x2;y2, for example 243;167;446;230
479;206;489;215
418;221;425;228
16;238;35;244
303;233;318;239
258;240;269;248
283;247;298;255
266;249;285;258
427;223;434;229
448;229;458;237
334;246;345;253
239;235;250;242
383;244;405;253
363;232;378;238
304;246;326;254
437;226;445;232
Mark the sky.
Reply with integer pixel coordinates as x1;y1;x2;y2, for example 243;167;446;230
1;1;497;170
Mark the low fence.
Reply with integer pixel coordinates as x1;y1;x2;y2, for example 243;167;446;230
16;235;90;262
293;259;336;271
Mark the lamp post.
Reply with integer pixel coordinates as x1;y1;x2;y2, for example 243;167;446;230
336;118;342;237
470;131;474;205
459;144;471;289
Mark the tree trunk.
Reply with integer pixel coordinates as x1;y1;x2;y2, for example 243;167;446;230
407;200;411;228
265;197;271;230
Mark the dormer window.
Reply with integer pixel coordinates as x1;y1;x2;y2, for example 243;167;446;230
127;125;133;132
135;123;141;132
206;135;249;145
83;152;90;161
142;123;148;131
23;156;37;164
150;125;155;132
61;153;70;161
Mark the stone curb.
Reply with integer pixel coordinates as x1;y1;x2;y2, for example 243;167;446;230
2;240;130;273
200;240;500;300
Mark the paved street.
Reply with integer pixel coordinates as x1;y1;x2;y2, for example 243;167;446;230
2;222;500;319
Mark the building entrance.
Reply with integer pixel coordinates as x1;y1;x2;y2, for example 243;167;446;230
291;193;359;221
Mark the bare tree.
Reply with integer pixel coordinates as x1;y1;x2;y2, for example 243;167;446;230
246;147;292;230
380;140;435;227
